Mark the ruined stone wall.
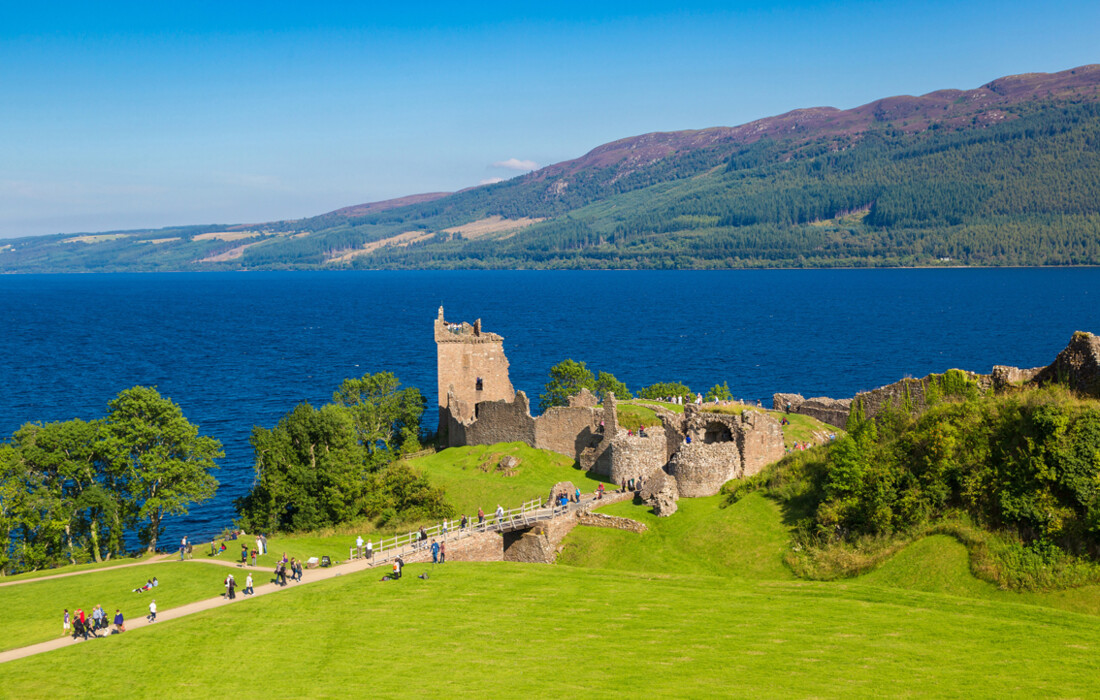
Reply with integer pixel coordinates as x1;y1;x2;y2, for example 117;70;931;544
1031;331;1100;398
575;512;648;533
607;428;668;486
533;405;601;458
992;365;1043;391
737;410;786;478
435;307;515;431
852;370;985;421
772;393;849;429
461;392;536;448
667;441;742;497
502;516;579;564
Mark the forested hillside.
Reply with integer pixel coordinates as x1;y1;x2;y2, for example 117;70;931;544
3;65;1099;271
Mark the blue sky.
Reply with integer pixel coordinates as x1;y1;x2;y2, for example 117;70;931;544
1;1;1098;238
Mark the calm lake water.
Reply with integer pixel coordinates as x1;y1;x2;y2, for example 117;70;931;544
2;269;1098;540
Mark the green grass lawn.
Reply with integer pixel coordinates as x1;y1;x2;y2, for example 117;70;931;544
0;553;159;583
558;492;793;580
2;559;1099;698
629;399;684;413
616;403;662;430
406;442;610;517
0;561;248;652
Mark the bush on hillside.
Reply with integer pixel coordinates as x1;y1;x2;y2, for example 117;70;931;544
726;386;1100;589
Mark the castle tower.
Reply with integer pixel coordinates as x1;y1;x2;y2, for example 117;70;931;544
435;307;515;433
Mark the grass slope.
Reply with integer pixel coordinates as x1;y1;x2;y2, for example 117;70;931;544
2;561;1098;698
406;442;609;516
0;561;243;652
558;493;793;580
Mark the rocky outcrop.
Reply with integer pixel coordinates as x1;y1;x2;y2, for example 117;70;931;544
1031;331;1100;397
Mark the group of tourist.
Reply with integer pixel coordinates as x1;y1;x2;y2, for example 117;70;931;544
273;555;302;586
64;597;154;640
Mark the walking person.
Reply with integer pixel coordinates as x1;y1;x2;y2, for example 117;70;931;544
227;573;236;599
356;535;364;558
439;542;446;564
294;558;303;582
92;605;103;632
431;539;440;564
245;572;254;595
62;609;70;637
495;504;504;524
478;507;485;525
250;548;258;566
113;608;125;633
147;599;157;623
240;544;248;566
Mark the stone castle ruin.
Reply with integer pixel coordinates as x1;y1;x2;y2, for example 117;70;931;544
435;309;786;508
774;331;1100;428
436;310;1100;515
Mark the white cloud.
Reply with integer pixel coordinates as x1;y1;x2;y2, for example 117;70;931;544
492;158;539;171
479;177;505;185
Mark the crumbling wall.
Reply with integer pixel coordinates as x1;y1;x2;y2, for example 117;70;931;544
992;365;1043;391
737;410;786;477
667;440;742;497
534;404;601;458
1031;331;1100;397
435;307;515;433
772;393;850;428
607;427;667;487
461;392;536;447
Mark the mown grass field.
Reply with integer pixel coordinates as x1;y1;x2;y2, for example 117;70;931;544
0;553;157;583
2;557;1098;698
0;561;244;652
4;490;1100;696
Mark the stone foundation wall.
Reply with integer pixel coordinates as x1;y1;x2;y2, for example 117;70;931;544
444;530;503;562
575;512;648;533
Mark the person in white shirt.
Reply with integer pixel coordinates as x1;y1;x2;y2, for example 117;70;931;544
365;540;373;559
355;535;364;558
147;600;157;623
245;573;254;595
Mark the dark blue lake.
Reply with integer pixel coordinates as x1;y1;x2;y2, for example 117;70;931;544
2;269;1098;540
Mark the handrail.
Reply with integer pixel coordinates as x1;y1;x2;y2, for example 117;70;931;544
347;496;555;563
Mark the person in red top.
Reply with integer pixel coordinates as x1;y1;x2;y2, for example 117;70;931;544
597;482;605;499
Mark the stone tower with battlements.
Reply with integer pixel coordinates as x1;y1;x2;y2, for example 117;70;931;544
435;307;515;435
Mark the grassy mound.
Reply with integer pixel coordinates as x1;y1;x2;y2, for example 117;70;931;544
406;442;610;517
558;493;793;580
3;561;1099;697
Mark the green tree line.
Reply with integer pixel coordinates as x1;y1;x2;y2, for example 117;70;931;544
0;387;221;574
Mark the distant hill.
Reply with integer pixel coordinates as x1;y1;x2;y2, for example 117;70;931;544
4;64;1100;272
